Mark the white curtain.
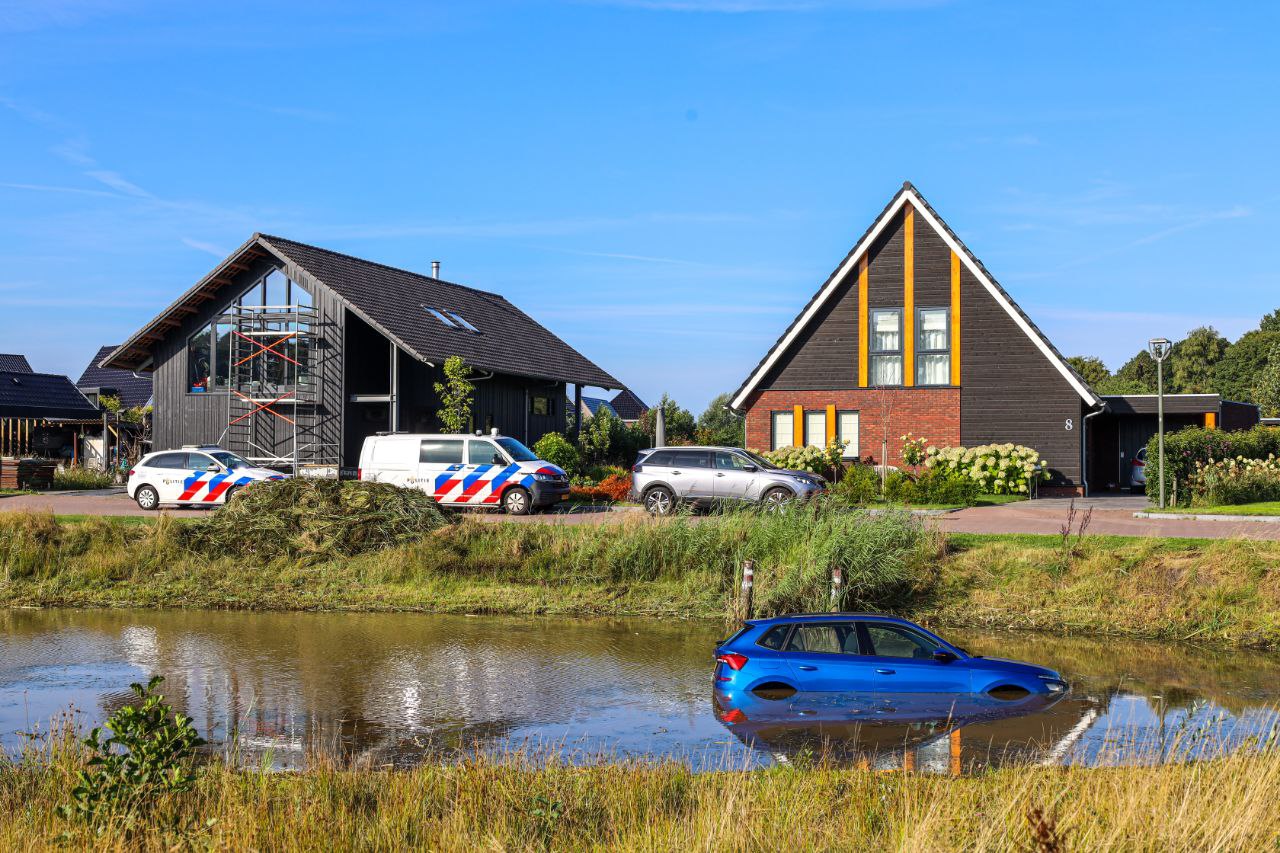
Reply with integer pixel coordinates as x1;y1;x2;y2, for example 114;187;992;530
805;411;826;447
771;412;793;450
838;411;859;457
872;310;900;351
871;355;902;386
918;308;947;351
918;353;950;385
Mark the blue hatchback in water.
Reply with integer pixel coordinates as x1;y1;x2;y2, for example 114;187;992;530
714;614;1068;699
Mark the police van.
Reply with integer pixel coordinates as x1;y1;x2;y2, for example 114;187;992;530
357;431;569;514
127;446;287;510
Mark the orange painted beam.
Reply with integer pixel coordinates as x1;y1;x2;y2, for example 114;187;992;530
793;404;804;447
857;255;869;388
950;250;961;386
1205;412;1217;429
903;205;915;387
825;404;836;446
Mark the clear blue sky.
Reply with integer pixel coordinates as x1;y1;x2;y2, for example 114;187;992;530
2;1;1278;413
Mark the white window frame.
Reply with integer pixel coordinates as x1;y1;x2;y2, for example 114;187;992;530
837;410;860;458
870;308;903;387
915;306;950;386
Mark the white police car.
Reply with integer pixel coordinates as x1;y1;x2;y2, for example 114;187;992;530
127;445;286;510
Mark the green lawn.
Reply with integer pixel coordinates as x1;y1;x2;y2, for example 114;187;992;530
1146;501;1280;517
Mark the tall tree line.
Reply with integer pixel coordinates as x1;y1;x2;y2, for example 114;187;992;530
1066;308;1280;416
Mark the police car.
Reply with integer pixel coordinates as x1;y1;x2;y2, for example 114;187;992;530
357;431;570;514
127;445;287;510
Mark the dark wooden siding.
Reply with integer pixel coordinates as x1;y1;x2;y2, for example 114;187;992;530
757;275;858;390
913;215;951;310
151;256;343;468
959;265;1083;484
866;212;905;311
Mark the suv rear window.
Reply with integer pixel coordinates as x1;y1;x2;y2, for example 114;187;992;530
673;450;712;468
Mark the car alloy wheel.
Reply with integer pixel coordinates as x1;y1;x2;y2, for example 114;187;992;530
763;488;793;511
135;485;159;511
645;487;674;515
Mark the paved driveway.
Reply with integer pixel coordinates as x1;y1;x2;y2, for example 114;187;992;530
0;489;206;518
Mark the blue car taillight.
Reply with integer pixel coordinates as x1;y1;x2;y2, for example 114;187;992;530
716;653;749;671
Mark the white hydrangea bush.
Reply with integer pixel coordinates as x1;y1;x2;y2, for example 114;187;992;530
922;442;1047;494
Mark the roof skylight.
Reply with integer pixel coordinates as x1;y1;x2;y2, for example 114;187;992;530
424;307;458;328
445;310;480;333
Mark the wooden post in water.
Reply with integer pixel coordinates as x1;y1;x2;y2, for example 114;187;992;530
740;560;754;621
830;566;843;612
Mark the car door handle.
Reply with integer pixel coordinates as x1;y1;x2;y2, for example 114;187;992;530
876;668;896;675
671;470;682;475
715;472;726;477
797;665;818;671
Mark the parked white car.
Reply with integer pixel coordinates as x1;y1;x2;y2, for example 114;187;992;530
128;446;286;510
357;432;569;514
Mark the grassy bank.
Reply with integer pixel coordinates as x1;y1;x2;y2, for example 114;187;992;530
2;508;1279;648
3;742;1279;851
1147;501;1280;516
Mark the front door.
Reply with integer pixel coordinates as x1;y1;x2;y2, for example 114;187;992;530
781;622;878;692
861;622;971;694
713;451;759;501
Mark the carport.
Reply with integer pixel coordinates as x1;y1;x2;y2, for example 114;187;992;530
1085;394;1259;493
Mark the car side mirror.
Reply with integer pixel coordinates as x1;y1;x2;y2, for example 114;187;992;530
206;464;221;473
742;464;758;472
933;650;957;663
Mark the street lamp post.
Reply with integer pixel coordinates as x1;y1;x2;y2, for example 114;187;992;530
1148;338;1172;509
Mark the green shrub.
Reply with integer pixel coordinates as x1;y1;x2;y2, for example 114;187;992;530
762;442;845;476
1144;425;1280;505
184;479;450;562
52;466;115;490
62;676;204;823
833;463;880;504
884;470;915;503
911;467;981;506
532;432;582;476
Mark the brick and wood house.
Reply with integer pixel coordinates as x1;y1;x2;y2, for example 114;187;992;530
101;234;621;473
729;182;1256;495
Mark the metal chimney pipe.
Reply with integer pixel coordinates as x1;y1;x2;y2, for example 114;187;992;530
431;260;441;278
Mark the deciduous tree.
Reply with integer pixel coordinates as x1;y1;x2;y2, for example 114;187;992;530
433;356;474;433
695;392;745;447
1170;326;1229;394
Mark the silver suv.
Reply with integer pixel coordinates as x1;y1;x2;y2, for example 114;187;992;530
630;446;827;515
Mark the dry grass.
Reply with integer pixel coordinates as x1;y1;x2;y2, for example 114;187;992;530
2;728;1279;852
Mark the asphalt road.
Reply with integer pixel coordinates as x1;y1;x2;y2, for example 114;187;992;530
3;490;1278;540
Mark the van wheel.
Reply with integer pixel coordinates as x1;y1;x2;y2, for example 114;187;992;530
644;486;675;516
503;486;531;515
134;485;159;511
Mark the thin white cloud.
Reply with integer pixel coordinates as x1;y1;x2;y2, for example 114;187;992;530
0;182;126;199
181;237;229;257
85;169;155;199
309;210;755;241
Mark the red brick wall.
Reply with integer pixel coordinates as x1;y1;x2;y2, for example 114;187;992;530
743;388;960;466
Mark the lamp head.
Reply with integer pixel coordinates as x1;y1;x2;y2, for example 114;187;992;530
1148;337;1172;362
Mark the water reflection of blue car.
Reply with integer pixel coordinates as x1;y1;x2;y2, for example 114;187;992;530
714;614;1069;699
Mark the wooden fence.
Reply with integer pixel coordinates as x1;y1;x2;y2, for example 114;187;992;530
0;417;42;457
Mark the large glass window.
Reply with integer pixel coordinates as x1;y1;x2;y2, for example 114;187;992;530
863;623;942;659
805;410;826;448
870;309;903;386
916;307;950;386
783;623;861;655
188;323;212;392
771;411;794;450
838;411;859;458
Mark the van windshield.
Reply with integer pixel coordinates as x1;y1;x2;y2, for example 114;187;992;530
496;437;539;462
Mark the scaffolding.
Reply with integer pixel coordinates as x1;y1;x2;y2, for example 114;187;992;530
219;303;337;474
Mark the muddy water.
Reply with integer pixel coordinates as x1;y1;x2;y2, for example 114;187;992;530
2;609;1277;771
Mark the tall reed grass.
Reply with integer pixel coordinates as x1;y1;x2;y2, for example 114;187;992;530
3;718;1279;851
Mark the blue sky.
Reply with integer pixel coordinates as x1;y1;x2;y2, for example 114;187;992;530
2;0;1277;413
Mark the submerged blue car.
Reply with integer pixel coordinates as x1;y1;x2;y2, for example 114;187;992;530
714;614;1068;699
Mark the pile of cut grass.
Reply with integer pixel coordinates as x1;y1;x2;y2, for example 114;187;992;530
183;478;452;562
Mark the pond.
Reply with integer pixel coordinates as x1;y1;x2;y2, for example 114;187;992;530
2;609;1278;772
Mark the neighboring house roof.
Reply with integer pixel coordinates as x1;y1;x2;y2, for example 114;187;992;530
77;345;153;409
729;182;1102;411
1101;394;1223;416
581;396;619;419
0;371;100;419
103;234;620;390
0;354;33;373
610;389;647;420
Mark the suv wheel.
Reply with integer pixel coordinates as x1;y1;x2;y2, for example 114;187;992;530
134;485;160;511
644;486;676;516
762;487;794;511
503;486;532;515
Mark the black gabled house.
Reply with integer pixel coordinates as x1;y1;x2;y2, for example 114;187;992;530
77;345;153;410
103;234;620;472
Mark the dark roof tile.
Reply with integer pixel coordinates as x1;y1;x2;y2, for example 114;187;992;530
0;354;33;373
78;345;153;408
0;371;100;419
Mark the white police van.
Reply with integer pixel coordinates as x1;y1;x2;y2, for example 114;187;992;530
357;431;569;514
127;445;287;510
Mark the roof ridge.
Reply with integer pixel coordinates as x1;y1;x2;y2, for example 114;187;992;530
0;369;78;380
258;233;511;302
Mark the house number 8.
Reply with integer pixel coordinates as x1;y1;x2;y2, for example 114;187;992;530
1064;418;1074;431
